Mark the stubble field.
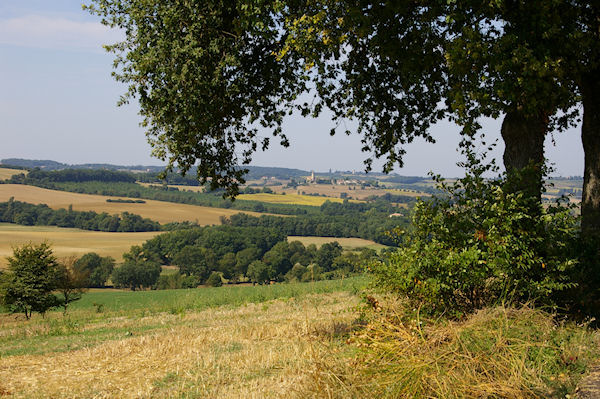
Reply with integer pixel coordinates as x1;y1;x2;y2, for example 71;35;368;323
0;223;159;268
0;278;365;398
0;184;266;224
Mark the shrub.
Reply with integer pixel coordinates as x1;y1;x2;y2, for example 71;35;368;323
370;144;579;317
205;271;223;287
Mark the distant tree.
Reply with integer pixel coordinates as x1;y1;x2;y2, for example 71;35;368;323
0;242;60;319
111;260;161;291
262;241;293;279
247;261;274;285
74;252;115;287
217;252;237;279
55;257;88;314
205;271;223;287
285;263;307;282
315;242;343;272
235;247;261;278
173;245;216;281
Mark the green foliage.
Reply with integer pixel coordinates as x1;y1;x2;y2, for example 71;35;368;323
111;260;161;291
370;146;579;317
0;199;161;232
0;242;60;319
54;258;88;314
247;261;274;285
74;253;115;288
205;272;223;287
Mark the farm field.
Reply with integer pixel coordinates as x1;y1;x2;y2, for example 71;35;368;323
0;278;365;398
288;235;388;251
0;223;159;268
0;184;266;224
0;168;25;180
137;182;206;193
237;192;359;206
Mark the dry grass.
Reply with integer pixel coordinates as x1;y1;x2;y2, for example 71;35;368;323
0;223;159;268
0;292;359;398
288;236;387;251
0;184;265;224
303;297;600;399
0;168;25;180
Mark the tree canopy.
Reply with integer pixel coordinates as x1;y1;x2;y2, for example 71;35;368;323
87;1;600;235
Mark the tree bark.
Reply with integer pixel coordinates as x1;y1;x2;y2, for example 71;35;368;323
581;70;600;238
500;109;547;202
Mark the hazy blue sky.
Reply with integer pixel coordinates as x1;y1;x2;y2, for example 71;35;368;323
0;1;584;176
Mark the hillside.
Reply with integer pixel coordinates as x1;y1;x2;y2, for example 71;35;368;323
0;184;267;224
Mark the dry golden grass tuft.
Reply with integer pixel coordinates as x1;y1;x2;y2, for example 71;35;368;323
303;297;600;399
0;184;266;224
0;292;359;398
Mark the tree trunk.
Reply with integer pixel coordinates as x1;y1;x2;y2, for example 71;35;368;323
500;109;547;201
581;70;600;238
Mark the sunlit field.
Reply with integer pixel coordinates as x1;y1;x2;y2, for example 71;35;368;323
288;235;388;251
0;278;366;398
0;168;25;180
237;192;357;206
0;223;159;268
0;184;266;224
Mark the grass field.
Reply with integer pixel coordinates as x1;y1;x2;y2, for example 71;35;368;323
0;223;159;268
0;168;25;180
0;278;366;398
288;235;388;251
0;184;266;224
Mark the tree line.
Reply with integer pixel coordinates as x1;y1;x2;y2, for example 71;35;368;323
0;198;161;232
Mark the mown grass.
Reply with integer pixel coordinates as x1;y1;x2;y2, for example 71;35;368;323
0;279;366;398
304;295;600;398
0;277;368;358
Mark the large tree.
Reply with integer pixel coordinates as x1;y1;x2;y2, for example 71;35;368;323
87;1;596;228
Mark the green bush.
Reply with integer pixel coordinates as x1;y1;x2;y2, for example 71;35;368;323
370;145;579;318
205;271;223;287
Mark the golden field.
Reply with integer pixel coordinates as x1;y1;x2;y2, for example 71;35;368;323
137;182;206;193
0;184;265;224
0;291;359;398
288;235;387;251
237;192;356;206
0;168;25;180
0;223;159;267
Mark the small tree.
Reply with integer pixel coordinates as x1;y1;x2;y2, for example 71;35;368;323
73;252;114;288
112;260;161;291
0;242;60;319
55;257;88;314
205;271;223;287
247;260;274;285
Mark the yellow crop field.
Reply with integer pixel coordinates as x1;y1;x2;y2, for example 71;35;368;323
0;184;266;224
288;235;388;251
0;223;159;268
0;168;26;180
237;192;359;206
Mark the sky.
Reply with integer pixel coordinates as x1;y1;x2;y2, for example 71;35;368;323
0;1;585;177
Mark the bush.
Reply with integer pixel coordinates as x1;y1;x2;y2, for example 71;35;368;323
205;271;223;287
370;144;579;318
